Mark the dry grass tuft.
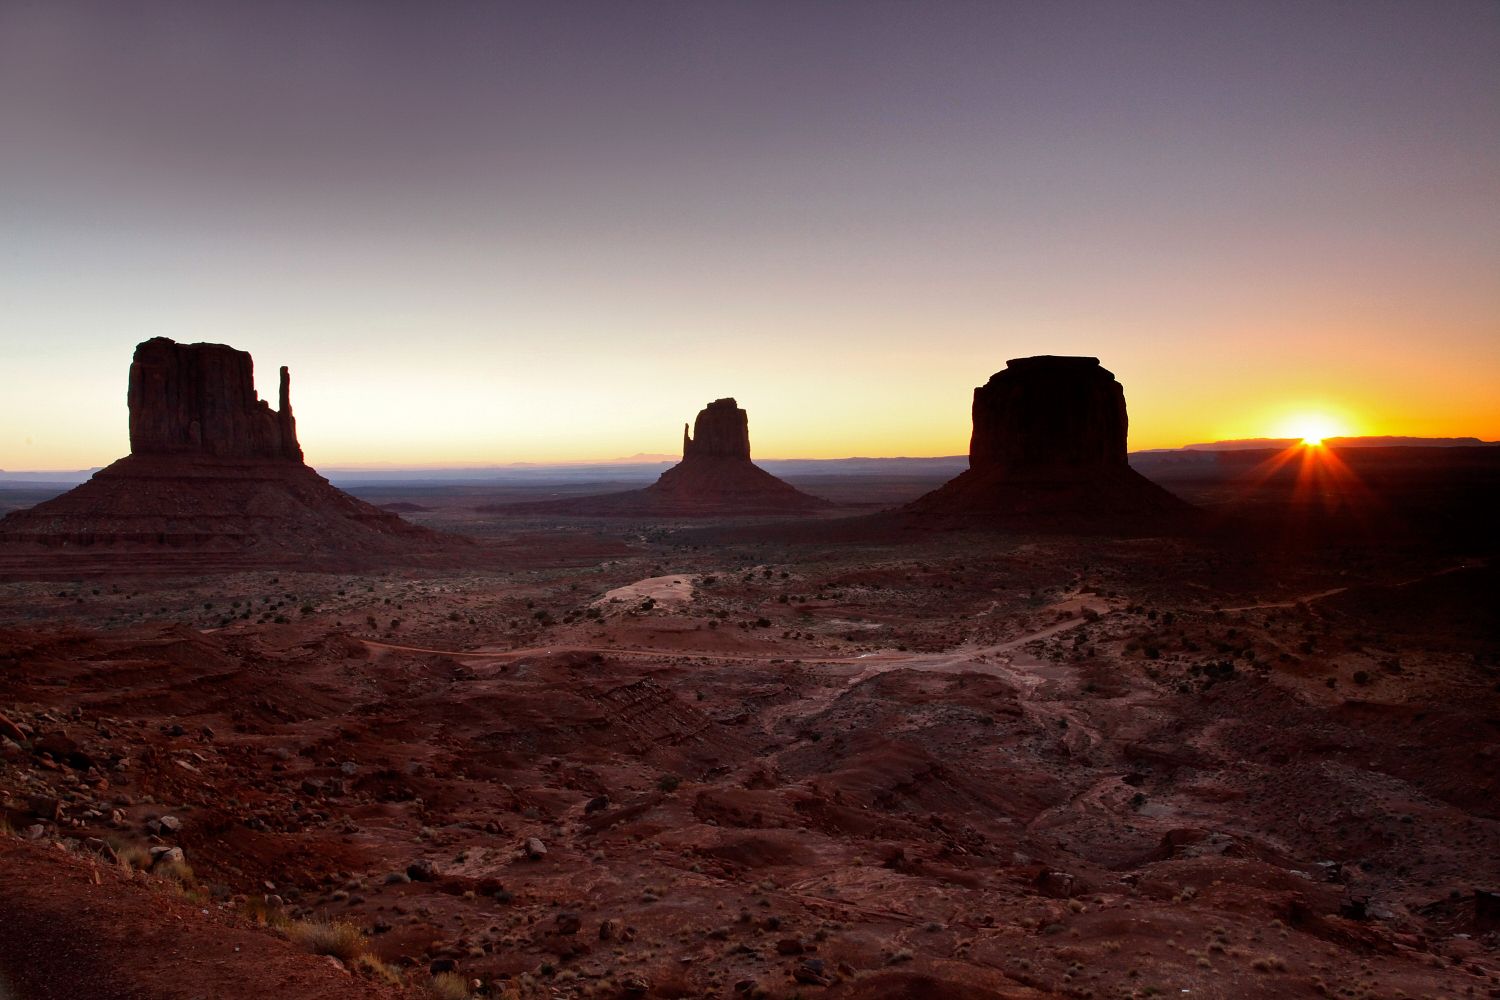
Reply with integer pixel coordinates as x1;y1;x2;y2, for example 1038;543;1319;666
428;971;470;999
113;843;154;872
241;896;293;930
355;954;404;987
289;919;367;963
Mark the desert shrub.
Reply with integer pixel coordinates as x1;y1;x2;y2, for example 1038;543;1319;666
241;896;292;929
429;971;470;999
355;955;404;986
290;919;367;963
114;843;154;872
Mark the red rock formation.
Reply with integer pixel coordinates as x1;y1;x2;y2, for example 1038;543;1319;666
905;356;1193;525
969;356;1127;477
128;338;301;461
486;398;830;517
682;398;752;461
0;339;469;576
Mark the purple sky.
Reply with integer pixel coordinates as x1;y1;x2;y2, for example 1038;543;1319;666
2;2;1497;468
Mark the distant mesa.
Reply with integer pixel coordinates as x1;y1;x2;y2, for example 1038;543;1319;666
484;398;831;517
0;338;467;577
904;356;1194;525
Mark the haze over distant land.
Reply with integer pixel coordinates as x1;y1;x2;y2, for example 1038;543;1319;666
2;436;1493;489
2;1;1498;469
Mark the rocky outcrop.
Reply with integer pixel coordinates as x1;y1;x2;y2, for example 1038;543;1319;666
682;399;751;461
0;339;470;576
905;356;1193;526
485;398;831;517
969;356;1127;477
128;338;301;461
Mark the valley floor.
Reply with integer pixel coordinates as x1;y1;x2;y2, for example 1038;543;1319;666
1;528;1496;999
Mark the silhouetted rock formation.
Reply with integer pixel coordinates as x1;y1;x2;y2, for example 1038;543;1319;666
484;398;831;517
969;356;1127;476
682;398;752;461
128;338;301;460
0;339;468;577
904;356;1192;526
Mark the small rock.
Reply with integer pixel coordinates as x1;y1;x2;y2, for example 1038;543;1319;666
1339;895;1369;921
406;859;438;882
0;713;28;746
793;958;830;985
776;938;805;956
429;958;458;975
28;796;62;822
584;795;610;813
1035;869;1077;899
158;815;182;834
598;918;619;941
523;837;547;860
150;846;186;866
554;913;581;935
1477;888;1500;930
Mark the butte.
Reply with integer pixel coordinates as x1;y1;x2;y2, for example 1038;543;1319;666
0;338;468;576
902;355;1194;527
488;398;831;517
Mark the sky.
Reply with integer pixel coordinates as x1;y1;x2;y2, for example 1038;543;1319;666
1;1;1497;470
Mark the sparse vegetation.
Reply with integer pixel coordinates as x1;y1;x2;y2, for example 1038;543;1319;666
289;919;367;963
428;972;470;999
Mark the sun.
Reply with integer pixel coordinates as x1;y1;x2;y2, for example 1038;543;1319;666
1278;413;1346;447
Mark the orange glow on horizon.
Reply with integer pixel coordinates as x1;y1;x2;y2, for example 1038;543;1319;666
1273;411;1353;448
